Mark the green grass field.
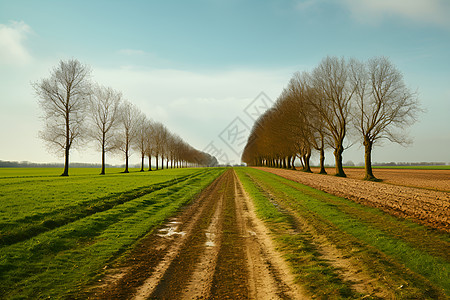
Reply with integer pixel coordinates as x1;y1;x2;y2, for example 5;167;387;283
0;167;225;299
235;167;450;298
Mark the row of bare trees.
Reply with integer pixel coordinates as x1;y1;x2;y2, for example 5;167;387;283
34;59;217;176
242;56;421;180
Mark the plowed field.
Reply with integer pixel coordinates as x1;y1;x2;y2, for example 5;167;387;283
311;167;450;191
260;167;450;232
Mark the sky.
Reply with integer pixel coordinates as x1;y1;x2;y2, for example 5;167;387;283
1;0;449;166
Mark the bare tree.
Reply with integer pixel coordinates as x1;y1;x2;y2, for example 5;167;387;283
166;133;178;169
152;122;169;170
145;122;155;171
33;59;91;176
88;84;122;175
134;115;151;172
309;56;355;177
292;72;331;174
160;127;169;170
115;100;141;173
285;75;317;172
151;122;165;170
351;57;421;180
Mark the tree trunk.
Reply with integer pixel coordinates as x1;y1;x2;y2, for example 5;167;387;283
61;113;70;176
303;152;312;173
334;144;346;177
62;146;69;176
291;156;296;170
299;155;304;169
140;154;145;172
319;147;326;174
100;144;105;175
124;149;129;173
364;137;376;181
161;155;164;170
148;155;152;171
100;131;106;175
155;154;159;170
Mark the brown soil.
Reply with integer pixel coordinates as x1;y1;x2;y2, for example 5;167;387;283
90;169;306;299
311;167;450;191
258;167;450;232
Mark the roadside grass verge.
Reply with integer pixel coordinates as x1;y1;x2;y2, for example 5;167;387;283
0;168;225;299
236;167;449;299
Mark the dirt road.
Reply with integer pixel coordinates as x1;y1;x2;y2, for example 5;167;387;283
93;169;305;299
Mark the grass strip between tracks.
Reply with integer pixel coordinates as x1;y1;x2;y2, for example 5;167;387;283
210;170;249;298
236;167;449;299
0;168;225;299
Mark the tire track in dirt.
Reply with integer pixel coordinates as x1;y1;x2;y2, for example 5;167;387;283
91;169;306;299
180;190;224;298
133;171;228;299
91;171;226;299
233;171;306;299
209;170;250;298
209;170;307;299
145;172;229;299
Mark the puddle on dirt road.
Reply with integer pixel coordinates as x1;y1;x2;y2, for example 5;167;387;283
205;232;216;247
157;220;186;238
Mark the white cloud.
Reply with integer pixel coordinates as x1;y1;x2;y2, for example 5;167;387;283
0;21;32;65
343;0;450;28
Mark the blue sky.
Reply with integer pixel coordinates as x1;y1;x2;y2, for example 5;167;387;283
1;0;449;165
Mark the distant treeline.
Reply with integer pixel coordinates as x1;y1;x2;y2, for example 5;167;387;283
0;160;118;168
